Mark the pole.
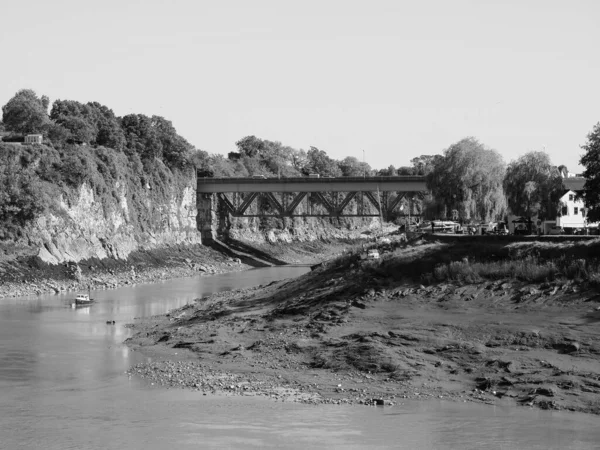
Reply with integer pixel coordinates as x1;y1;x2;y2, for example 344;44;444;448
363;150;365;178
408;198;410;231
377;186;383;230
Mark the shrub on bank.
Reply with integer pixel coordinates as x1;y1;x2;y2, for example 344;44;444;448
431;254;600;284
351;238;600;286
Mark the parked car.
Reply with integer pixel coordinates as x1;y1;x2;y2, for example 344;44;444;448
548;226;564;235
513;225;530;235
367;249;380;260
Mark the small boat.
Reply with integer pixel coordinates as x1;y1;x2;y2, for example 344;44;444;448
73;294;94;306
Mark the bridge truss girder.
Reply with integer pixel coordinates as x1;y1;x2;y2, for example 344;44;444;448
216;190;415;219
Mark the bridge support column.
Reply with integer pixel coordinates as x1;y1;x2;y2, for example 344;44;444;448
197;193;217;242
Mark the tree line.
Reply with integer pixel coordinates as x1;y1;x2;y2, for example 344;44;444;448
1;89;600;227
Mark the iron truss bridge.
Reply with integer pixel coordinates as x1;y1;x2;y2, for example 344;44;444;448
197;176;427;218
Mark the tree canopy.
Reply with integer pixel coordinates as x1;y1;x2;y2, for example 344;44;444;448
2;89;50;134
304;146;342;177
428;138;506;222
580;122;600;223
411;155;441;175
339;156;370;177
503;151;563;220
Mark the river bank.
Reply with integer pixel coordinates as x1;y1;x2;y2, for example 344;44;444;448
0;238;354;299
125;238;600;415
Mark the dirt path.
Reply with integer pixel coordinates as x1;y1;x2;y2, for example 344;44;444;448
125;258;600;414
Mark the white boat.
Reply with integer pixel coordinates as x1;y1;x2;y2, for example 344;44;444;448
73;294;94;305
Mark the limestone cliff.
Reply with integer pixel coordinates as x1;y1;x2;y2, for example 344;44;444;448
226;216;378;244
28;181;200;265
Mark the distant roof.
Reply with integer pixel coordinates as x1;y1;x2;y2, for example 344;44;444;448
563;177;586;191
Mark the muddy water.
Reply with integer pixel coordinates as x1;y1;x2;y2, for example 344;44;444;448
1;267;598;450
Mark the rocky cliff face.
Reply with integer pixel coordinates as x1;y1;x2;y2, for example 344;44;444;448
28;182;200;264
227;216;379;243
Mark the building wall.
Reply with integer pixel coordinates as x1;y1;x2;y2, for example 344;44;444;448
556;190;586;229
24;134;43;144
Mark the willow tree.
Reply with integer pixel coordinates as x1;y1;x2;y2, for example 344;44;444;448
503;151;563;223
428;137;506;222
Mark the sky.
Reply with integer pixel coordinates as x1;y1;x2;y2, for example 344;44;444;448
1;0;598;173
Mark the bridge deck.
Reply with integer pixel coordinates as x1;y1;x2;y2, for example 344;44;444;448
197;176;427;193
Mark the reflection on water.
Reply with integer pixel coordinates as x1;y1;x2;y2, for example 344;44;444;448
1;266;600;449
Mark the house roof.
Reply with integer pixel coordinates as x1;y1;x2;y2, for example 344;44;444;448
563;177;586;192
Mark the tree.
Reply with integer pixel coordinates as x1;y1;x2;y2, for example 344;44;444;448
50;99;127;149
236;135;265;158
504;151;563;222
377;165;397;176
2;89;50;134
304;146;342;177
50;99;97;144
121;114;163;160
411;155;441;175
87;102;126;151
580;122;600;222
233;135;302;177
428;138;506;222
338;156;370;177
59;116;96;143
396;166;414;175
151;115;194;168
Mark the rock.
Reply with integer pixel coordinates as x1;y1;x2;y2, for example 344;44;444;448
531;387;555;397
546;286;559;296
352;301;367;309
566;342;580;353
504;361;517;373
475;377;493;391
555;341;580;353
157;333;171;342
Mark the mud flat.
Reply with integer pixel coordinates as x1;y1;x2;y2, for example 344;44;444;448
125;239;600;414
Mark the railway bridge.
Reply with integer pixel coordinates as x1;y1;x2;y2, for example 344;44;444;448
196;175;427;240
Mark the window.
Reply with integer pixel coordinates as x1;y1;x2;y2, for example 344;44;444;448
569;194;574;201
574;207;579;215
562;206;568;216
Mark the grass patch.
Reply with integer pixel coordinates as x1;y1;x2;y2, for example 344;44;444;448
344;237;600;286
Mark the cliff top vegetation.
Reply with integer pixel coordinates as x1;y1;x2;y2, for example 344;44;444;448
1;89;598;239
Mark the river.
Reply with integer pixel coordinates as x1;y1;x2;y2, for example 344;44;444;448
1;266;598;449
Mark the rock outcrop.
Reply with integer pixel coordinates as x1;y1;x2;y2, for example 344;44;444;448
25;182;200;265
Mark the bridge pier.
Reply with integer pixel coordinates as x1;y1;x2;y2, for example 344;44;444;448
197;193;217;242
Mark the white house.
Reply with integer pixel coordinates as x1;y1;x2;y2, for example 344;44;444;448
553;176;596;233
543;176;597;234
508;174;598;235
